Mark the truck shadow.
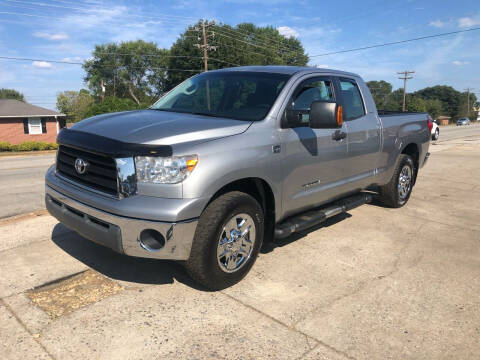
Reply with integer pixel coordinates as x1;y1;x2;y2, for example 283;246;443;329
51;224;204;290
261;212;352;254
52;212;354;291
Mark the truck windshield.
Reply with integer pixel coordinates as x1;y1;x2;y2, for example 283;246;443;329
151;71;290;121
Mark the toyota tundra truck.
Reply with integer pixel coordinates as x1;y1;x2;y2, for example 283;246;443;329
45;66;431;289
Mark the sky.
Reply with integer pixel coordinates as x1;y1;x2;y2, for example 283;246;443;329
0;0;479;110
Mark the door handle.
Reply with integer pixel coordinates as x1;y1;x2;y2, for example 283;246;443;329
332;130;347;141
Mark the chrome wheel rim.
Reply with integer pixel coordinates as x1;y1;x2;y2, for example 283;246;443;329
217;213;256;273
398;165;412;200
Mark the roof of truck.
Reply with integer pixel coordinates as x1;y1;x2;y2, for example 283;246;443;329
211;65;359;77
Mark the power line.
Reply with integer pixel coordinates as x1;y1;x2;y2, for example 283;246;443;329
310;27;480;57
0;54;240;67
210;25;301;54
2;0;198;21
0;55;203;72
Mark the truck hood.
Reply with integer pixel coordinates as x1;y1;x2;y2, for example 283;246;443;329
70;109;252;145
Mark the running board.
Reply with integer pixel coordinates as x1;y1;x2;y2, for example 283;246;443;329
274;193;373;239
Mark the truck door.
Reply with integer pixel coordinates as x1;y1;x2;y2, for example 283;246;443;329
336;77;381;190
279;76;349;218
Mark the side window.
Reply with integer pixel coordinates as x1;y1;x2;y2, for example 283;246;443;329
339;79;365;120
292;79;334;111
286;78;334;127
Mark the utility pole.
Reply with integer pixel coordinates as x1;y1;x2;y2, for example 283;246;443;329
464;88;475;116
398;70;415;112
194;20;217;110
194;20;217;72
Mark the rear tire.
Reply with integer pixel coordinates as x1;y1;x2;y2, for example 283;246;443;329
378;154;415;208
184;191;264;290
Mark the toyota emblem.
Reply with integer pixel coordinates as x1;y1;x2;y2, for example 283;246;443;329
74;158;88;175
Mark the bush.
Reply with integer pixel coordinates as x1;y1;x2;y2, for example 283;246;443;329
0;141;11;151
0;141;58;152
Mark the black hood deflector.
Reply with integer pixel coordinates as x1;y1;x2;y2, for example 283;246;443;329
57;129;173;157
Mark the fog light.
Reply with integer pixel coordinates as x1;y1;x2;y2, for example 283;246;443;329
138;229;165;252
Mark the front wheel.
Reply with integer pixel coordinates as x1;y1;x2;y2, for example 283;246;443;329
432;128;439;140
184;191;264;290
378;154;415;208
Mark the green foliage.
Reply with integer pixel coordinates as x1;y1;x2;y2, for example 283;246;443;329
83;96;144;117
0;141;11;151
366;81;474;122
166;20;309;89
83;40;169;105
0;141;58;152
366;81;393;109
0;88;25;101
56;90;94;123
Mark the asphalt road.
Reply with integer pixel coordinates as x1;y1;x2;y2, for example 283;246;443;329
0;153;55;218
0;123;478;219
0;130;479;359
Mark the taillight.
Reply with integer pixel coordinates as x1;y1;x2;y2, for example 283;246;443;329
427;117;433;131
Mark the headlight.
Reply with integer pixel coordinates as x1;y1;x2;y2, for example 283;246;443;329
135;155;198;184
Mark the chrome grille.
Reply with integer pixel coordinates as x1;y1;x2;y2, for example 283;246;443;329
56;145;118;195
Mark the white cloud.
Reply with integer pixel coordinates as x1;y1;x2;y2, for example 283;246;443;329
429;20;445;28
458;16;480;28
452;60;470;66
33;32;69;41
61;56;83;62
277;26;299;38
32;61;53;68
313;64;328;68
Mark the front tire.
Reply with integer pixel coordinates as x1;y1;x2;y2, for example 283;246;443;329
378;154;415;208
432;128;439;140
184;191;264;290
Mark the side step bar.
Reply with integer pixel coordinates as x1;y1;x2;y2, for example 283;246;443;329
274;193;373;239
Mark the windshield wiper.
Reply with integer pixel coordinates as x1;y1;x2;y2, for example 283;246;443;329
191;112;221;118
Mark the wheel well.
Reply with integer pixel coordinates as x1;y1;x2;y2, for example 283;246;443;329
401;143;419;183
207;178;276;241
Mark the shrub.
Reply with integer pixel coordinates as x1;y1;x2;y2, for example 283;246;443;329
0;141;58;152
0;141;11;151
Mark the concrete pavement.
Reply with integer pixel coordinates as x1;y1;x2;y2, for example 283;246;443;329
0;131;479;359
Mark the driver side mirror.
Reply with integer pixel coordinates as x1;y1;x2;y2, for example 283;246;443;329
309;101;343;129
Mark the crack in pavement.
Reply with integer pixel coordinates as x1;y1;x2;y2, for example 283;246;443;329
0;297;56;360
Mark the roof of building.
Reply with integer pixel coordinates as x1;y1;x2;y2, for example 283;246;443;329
0;99;65;118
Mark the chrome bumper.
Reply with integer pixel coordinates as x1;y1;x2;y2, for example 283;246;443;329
46;185;198;260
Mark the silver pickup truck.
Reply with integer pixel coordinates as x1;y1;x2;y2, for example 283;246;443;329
45;66;431;289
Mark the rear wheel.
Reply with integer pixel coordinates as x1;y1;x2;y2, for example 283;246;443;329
184;191;264;290
379;154;415;208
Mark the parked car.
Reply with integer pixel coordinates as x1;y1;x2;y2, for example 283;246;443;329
430;117;439;140
457;117;470;126
45;66;431;290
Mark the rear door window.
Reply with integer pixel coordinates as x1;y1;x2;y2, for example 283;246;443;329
339;79;365;120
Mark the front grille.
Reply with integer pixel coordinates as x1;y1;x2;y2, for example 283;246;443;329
56;145;118;196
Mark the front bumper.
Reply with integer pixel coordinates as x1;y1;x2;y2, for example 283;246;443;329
46;185;198;260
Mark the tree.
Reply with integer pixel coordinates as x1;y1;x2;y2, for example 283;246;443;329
0;88;25;101
414;86;462;121
83;97;140;118
424;99;443;119
83;40;169;105
405;95;427;113
366;81;393;110
56;90;94;122
166;20;309;89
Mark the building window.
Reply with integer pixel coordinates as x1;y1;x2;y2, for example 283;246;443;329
28;118;42;134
